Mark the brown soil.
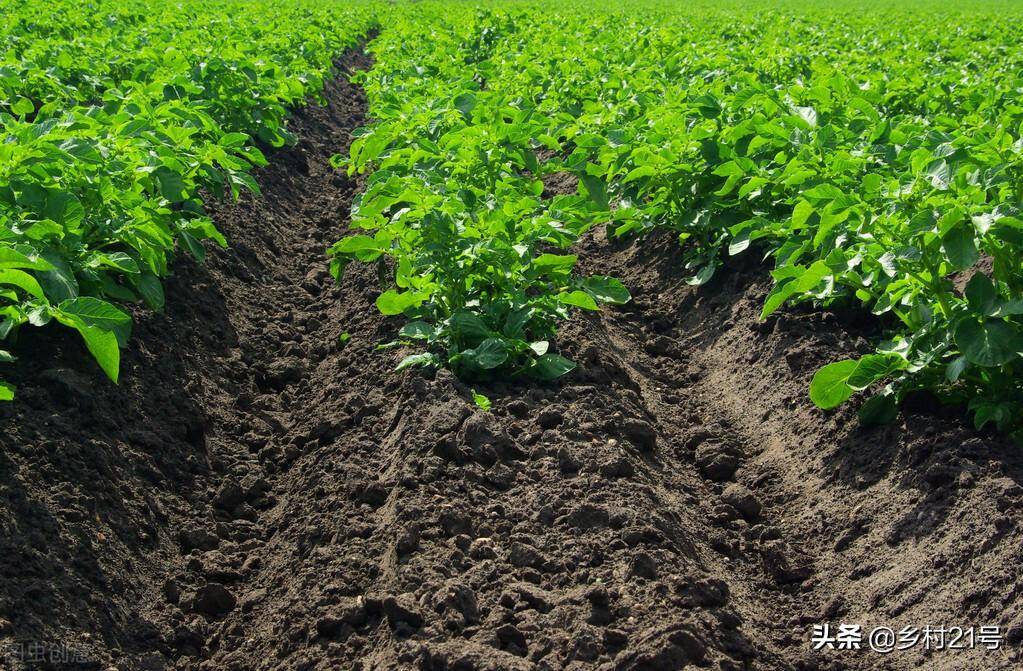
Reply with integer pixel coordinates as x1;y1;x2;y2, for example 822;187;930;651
1;46;1021;671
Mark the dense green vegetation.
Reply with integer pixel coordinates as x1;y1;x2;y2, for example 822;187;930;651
5;0;1023;439
0;0;374;398
335;0;1023;437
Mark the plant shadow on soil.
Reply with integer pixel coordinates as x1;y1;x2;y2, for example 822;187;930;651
0;45;1022;671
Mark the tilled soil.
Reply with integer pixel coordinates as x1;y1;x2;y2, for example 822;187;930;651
1;47;1022;671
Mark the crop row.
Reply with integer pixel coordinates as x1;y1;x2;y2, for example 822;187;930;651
0;0;376;398
334;1;1023;437
5;0;1022;440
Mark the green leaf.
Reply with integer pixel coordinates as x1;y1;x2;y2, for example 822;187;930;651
154;167;187;203
809;359;858;409
81;327;120;382
449;310;491;345
580;173;609;209
969;398;1013;431
964;273;998;316
531;254;577;275
0;247;54;271
791;200;814;228
623;165;657;183
0;350;15;363
376;290;417;315
333;235;383;261
179;232;206;262
945;355;969;382
558;290;599;311
582;276;631;304
802;184;843;201
530;353;576;380
926;159;950;190
472;389;491;411
453;92;476;117
88;252;139;275
57;297;132;347
56;316;121;383
846;353;906;390
858;392;898;425
954;318;1023;367
37;253;79;303
44;191;84;227
686;263;716;286
0;269;46;300
467;337;508;369
0;380;14;401
399;321;435;340
941;225;978;271
135;272;165;311
761;261;830;318
11;96;34;116
219;132;250;147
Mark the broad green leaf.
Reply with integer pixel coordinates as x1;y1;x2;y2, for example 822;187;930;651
400;321;435;340
582;276;631;304
558;290;599;311
43;192;84;226
954;318;1023;367
179;232;206;262
376;290;417;315
945;355;969;382
60;317;120;383
531;254;577;275
135;273;165;311
88;252;139;275
11;97;34;116
761;261;830;318
0;269;45;300
154;167;187;203
333;235;383;261
449;310;491;344
858;392;898;425
964;273;998;316
941;225;978;271
529;341;549;356
57;297;132;347
687;263;716;286
453;93;476;117
0;248;54;271
791;200;814;228
809;359;858;409
847;353;906;390
467;337;508;369
531;353;576;380
37;253;79;303
219;132;250;147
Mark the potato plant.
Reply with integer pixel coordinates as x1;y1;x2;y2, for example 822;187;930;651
336;0;1023;438
0;0;377;398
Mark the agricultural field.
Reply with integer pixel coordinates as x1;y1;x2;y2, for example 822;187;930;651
1;0;1022;669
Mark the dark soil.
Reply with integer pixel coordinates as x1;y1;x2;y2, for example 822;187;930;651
2;46;1022;671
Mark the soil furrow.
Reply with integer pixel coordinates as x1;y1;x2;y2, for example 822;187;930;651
0;46;378;671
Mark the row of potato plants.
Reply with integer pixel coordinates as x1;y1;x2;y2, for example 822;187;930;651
0;0;377;398
334;0;1023;438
